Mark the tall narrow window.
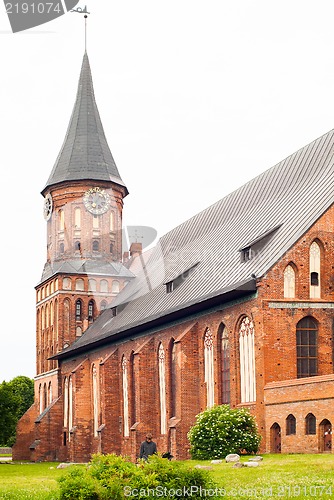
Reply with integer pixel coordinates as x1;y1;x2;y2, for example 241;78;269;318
204;329;214;408
112;281;120;293
93;240;99;252
122;357;129;437
158;343;167;434
75;241;81;251
63;377;69;428
296;317;318;378
100;280;108;293
59;243;65;254
92;365;99;437
169;339;177;418
100;300;107;311
110;212;115;232
310;241;321;298
88;300;94;321
219;324;230;404
74;208;81;229
63;299;70;336
88;279;97;292
68;376;73;440
239;316;256;403
59;209;64;231
286;414;296;435
284;264;296;298
75;300;82;321
130;352;136;426
39;384;43;414
305;413;316;435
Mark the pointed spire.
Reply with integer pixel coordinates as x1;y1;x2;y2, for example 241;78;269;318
42;53;128;195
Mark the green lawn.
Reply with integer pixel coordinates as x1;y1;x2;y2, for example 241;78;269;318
0;454;333;499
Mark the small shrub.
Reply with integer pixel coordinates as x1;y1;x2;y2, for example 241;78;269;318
188;404;261;460
58;453;218;499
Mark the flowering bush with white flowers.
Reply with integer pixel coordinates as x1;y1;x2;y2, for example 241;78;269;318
187;405;261;460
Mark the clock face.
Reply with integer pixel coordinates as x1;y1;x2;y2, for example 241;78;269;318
43;193;53;221
83;187;111;215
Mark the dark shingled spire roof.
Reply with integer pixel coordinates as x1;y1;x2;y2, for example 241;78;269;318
42;52;128;195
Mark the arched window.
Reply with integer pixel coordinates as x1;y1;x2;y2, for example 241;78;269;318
45;304;49;328
38;384;43;414
59;243;65;254
50;302;54;326
63;277;71;290
112;281;120;293
75;300;82;321
100;280;108;293
110;242;114;254
74;241;81;251
54;300;58;341
305;413;316;435
122;357;129;437
219;323;230;405
169;339;177;418
74;208;81;229
88;279;97;292
286;414;296;435
296;317;318;378
68;376;73;441
48;382;52;405
92;365;99;437
129;351;136;426
88;300;95;321
239;316;256;403
204;329;214;408
310;241;321;298
75;279;84;291
92;240;99;252
63;377;69;428
110;212;115;232
63;299;70;335
100;300;107;311
158;343;167;434
59;209;64;231
284;264;296;298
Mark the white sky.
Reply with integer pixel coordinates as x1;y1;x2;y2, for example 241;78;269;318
1;0;334;382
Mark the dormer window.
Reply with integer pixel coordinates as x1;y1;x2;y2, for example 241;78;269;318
111;307;117;317
165;263;199;294
239;225;281;263
241;247;252;262
166;282;174;293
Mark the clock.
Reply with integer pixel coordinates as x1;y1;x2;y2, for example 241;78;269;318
43;193;53;221
83;187;111;215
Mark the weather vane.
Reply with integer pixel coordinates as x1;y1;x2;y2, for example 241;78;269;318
70;4;90;52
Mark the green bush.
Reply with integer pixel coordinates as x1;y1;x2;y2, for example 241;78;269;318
187;404;261;460
58;453;219;499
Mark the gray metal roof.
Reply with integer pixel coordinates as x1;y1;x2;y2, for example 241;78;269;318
39;259;134;284
56;127;334;359
42;52;128;195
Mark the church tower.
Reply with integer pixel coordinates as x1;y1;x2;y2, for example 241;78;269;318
35;52;131;410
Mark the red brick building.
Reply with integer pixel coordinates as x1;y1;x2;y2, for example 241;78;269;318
13;52;334;462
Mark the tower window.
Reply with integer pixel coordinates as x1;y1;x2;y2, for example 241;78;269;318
75;241;81;251
93;240;99;252
88;300;94;321
110;242;114;254
75;300;82;321
59;243;65;254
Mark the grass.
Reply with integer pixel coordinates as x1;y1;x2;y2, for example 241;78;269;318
0;455;333;499
0;462;62;500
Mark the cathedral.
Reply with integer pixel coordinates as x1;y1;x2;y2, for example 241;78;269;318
13;51;334;462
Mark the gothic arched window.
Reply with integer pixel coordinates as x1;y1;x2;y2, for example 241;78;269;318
219;323;230;404
204;329;214;408
284;264;296;298
286;414;296;435
75;300;82;321
158;343;167;434
122;357;129;437
169;339;177;418
88;300;95;321
239;316;256;403
92;365;99;437
296;317;318;378
305;413;316;435
310;241;321;298
63;299;70;335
